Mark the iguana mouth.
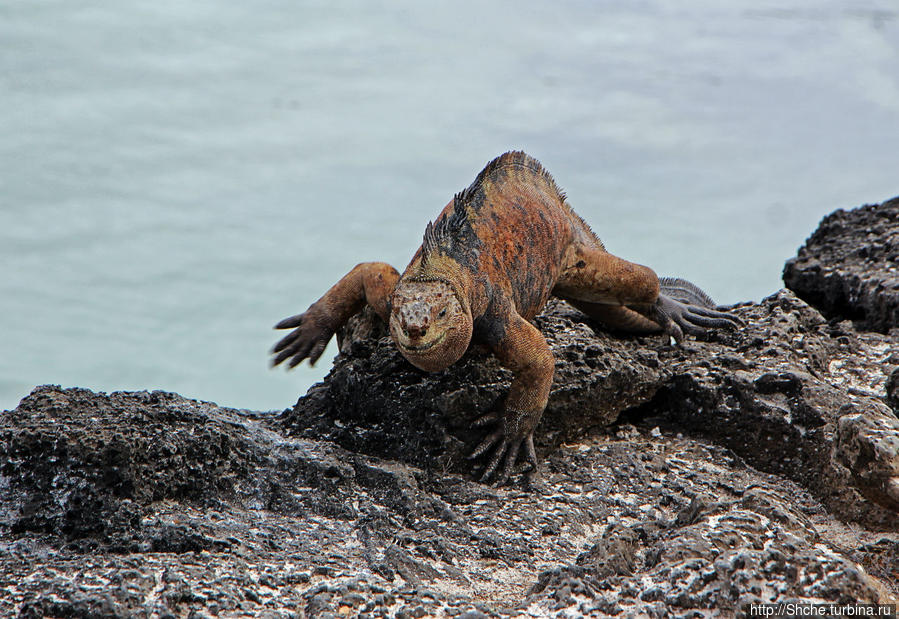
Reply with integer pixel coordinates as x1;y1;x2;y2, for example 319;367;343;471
397;329;448;353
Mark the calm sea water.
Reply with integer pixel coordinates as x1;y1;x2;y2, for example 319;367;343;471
2;1;898;412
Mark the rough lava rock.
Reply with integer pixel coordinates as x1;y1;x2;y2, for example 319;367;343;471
636;291;899;525
289;301;665;475
784;196;899;333
2;198;899;616
289;292;899;528
2;387;896;617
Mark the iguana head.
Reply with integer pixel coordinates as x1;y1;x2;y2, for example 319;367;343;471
389;280;472;372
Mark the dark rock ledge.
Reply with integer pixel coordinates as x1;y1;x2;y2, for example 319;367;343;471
784;196;899;333
2;197;898;617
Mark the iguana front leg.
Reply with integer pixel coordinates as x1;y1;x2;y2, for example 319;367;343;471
468;310;554;485
271;261;399;368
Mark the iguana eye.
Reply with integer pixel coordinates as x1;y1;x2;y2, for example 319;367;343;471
438;308;447;318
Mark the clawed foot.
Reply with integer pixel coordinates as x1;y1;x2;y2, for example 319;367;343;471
653;294;744;344
271;310;334;368
467;411;539;486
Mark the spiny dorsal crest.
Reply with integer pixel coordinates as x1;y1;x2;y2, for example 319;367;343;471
421;191;470;262
471;151;567;202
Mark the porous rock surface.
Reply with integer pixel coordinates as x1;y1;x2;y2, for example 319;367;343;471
784;196;899;333
2;198;899;617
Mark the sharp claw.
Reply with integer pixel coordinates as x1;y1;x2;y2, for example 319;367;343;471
274;313;304;329
523;436;540;484
525;435;537;468
667;321;685;344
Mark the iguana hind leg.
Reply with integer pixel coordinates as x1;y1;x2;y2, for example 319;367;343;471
272;261;399;368
554;244;660;307
554;244;742;340
567;300;663;334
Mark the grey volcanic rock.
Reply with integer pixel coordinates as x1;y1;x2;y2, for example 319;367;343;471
784;196;899;332
3;198;899;615
0;387;400;547
286;292;899;528
1;387;895;616
640;291;899;526
288;301;665;474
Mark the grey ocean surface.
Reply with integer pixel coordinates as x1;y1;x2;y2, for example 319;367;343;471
2;1;898;412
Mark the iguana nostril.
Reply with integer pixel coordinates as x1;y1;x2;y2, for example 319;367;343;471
407;323;428;338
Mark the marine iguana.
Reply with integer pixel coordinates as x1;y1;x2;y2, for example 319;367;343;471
272;151;742;485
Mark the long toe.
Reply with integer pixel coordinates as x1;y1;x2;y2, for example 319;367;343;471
469;429;502;460
480;441;508;483
472;411;500;428
275;313;305;329
685;311;742;330
494;440;522;487
688;306;745;327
